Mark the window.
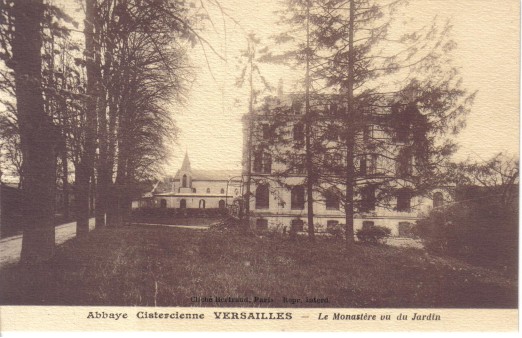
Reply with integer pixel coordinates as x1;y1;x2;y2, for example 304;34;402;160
291;99;303;114
363;124;373;143
253;151;271;174
360;185;376;212
220;188;225;194
359;156;367;176
182;174;188;188
253;152;263;173
263;153;272;174
206;188;210;193
291;219;304;232
325;188;340;210
199;199;206;209
396;149;413;177
180;199;187;209
193;188;197;193
255;184;269;209
396;189;411;212
324;153;343;175
392;103;413;142
398;222;414;237
262;124;271;139
219;200;226;209
362;221;375;230
433;192;444;208
293;123;304;142
160;199;167;208
256;219;268;230
369;154;378;175
290;154;306;174
291;185;305;210
327;220;339;230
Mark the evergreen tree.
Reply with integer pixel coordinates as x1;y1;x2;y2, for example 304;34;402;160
263;0;475;243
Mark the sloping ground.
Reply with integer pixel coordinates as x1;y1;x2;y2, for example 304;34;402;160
0;225;516;308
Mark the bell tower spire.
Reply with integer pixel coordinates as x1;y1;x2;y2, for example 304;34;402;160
181;151;191;172
179;151;192;192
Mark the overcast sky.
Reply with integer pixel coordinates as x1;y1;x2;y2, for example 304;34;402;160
168;0;519;173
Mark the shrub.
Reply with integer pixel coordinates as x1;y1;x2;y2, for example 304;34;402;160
416;196;518;276
326;223;345;239
356;225;391;244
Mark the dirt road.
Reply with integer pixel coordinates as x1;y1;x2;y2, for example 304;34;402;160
0;218;95;268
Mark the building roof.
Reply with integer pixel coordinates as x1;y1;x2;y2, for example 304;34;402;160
174;169;242;181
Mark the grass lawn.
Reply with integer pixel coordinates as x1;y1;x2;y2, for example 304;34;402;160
0;225;517;308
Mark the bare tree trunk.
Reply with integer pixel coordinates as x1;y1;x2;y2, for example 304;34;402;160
344;0;356;245
243;50;254;231
105;93;118;226
95;14;109;229
13;0;57;264
305;0;315;240
75;166;90;236
76;0;98;236
61;138;69;220
109;107;128;226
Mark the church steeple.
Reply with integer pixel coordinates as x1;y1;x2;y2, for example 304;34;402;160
179;151;192;191
181;151;191;172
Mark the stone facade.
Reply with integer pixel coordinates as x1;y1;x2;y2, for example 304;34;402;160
242;94;452;236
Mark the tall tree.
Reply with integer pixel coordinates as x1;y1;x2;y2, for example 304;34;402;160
310;0;475;244
236;32;272;230
257;0;321;239
262;0;475;244
10;0;57;262
99;0;195;226
76;0;99;236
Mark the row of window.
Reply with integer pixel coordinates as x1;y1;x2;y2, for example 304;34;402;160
159;199;226;209
260;124;305;142
259;118;415;146
252;151;413;177
177;187;227;194
255;185;341;210
253;184;437;212
259;122;378;144
179;175;227;194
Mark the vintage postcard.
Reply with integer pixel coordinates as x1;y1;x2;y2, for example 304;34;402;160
0;0;519;332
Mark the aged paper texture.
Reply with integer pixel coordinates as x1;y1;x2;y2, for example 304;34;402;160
0;0;519;332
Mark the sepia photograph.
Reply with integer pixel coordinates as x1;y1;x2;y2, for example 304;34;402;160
0;0;519;332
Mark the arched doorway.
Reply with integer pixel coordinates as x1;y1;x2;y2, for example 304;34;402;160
199;199;206;209
180;199;187;209
218;200;226;209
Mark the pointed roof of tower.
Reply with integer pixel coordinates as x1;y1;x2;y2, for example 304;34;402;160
180;151;191;172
